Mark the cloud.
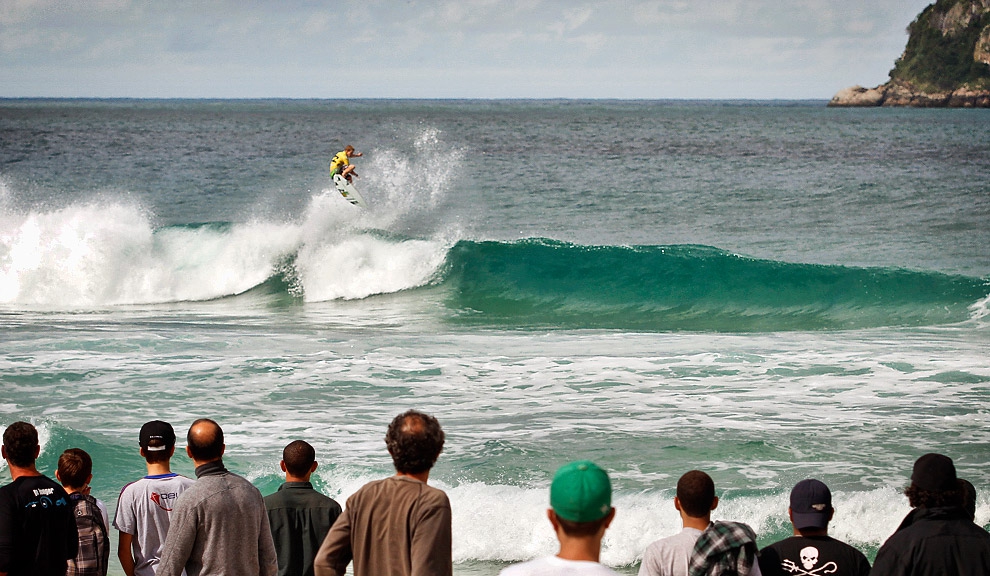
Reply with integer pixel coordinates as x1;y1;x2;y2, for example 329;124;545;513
0;0;934;98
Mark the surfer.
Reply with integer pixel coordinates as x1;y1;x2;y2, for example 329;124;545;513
329;145;362;183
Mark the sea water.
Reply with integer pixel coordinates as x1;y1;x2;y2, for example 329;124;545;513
1;99;988;575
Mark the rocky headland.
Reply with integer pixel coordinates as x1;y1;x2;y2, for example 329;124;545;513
830;0;990;107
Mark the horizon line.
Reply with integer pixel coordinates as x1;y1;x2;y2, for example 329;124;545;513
0;96;833;103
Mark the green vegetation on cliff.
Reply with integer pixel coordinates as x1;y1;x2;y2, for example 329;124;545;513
889;0;990;91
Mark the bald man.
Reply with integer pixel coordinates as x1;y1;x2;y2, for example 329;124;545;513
157;419;277;576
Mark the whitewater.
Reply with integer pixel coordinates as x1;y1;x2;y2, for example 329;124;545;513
1;99;988;575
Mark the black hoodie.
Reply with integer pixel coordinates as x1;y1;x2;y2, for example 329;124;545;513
872;506;990;576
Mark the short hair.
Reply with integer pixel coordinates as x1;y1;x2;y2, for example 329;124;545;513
385;410;444;474
677;470;716;518
554;512;611;537
344;145;355;153
58;448;93;489
187;418;224;461
145;445;171;464
282;440;316;478
2;421;39;467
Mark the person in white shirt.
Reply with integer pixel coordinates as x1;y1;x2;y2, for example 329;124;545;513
640;470;762;576
113;420;195;576
500;460;619;576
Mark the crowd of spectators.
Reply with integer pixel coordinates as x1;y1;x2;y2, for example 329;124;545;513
2;415;988;576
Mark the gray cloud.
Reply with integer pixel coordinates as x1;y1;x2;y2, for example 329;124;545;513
0;0;933;98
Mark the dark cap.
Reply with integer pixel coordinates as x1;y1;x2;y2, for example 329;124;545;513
139;420;176;452
790;479;832;530
911;453;956;492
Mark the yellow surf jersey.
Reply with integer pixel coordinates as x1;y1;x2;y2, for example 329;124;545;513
329;150;350;172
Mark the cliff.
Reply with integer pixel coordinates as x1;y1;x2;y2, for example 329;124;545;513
829;0;990;107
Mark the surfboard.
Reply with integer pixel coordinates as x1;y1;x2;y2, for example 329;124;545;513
332;174;368;208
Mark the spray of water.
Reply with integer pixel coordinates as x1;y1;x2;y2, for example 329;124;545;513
0;128;463;308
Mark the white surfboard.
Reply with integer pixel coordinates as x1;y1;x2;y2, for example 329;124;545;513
333;174;368;208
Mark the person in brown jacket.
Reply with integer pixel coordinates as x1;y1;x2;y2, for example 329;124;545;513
314;410;451;576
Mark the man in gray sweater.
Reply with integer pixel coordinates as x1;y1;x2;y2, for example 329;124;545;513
157;419;277;576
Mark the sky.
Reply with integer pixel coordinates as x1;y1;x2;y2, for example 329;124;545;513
0;0;934;100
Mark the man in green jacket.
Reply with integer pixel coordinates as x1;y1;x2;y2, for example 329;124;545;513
265;441;341;576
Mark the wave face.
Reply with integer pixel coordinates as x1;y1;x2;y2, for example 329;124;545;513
442;239;989;332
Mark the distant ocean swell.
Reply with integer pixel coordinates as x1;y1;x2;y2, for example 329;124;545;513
1;205;986;332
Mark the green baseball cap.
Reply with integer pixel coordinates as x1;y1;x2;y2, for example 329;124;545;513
550;460;612;523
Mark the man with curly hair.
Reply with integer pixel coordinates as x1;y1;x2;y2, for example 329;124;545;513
872;452;990;576
314;410;451;576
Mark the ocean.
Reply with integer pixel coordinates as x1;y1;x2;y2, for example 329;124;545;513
1;99;988;575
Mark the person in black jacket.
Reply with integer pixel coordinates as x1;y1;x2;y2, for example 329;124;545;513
872;452;990;576
0;421;79;576
759;479;870;576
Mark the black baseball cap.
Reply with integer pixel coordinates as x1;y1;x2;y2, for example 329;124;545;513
790;479;832;530
139;420;176;452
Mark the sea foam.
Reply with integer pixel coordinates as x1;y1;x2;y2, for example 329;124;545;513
0;199;449;307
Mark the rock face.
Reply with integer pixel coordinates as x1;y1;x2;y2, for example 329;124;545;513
830;0;990;107
830;81;990;107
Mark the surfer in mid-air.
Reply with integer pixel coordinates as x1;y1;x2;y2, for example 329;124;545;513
329;145;362;183
329;144;369;208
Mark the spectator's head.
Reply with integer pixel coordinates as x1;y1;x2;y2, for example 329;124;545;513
549;460;615;537
959;478;977;521
1;421;40;468
676;470;718;519
186;419;224;463
789;479;834;532
56;448;93;490
906;453;962;509
282;440;317;479
385;410;444;474
140;420;176;464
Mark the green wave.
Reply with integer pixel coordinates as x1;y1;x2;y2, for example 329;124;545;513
439;239;989;332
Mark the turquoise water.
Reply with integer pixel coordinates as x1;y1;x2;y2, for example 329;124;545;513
1;100;989;574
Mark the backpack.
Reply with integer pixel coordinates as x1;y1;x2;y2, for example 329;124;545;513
67;493;110;576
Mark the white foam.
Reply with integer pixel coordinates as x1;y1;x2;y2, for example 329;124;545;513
0;201;303;306
970;293;990;322
296;234;449;302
